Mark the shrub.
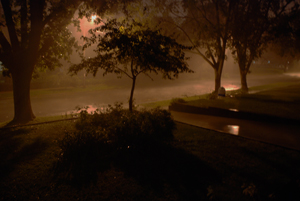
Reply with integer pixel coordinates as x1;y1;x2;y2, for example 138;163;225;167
74;103;175;144
54;103;176;185
54;129;112;185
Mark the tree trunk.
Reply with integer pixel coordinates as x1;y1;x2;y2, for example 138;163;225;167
129;76;136;112
10;64;35;125
239;70;249;93
214;68;221;93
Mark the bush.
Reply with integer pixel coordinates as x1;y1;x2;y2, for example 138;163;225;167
54;103;176;185
74;103;175;144
54;129;113;185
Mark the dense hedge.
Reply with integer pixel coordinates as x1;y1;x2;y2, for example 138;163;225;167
54;104;176;185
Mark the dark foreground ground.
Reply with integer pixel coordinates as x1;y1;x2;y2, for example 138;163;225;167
0;120;299;201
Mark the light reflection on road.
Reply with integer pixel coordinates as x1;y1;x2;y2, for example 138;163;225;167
65;104;105;116
285;73;300;78
77;105;99;114
226;125;240;135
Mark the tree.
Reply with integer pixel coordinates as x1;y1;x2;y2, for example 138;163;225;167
0;0;82;125
269;2;300;64
157;0;237;95
0;0;137;125
230;0;299;93
69;18;192;111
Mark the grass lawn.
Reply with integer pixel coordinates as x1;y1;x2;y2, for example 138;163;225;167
183;82;300;121
0;119;299;200
0;82;118;100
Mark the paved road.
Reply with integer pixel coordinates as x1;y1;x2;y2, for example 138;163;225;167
170;111;300;151
1;73;300;123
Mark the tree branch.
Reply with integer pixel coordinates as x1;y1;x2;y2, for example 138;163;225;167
1;0;20;51
115;66;132;79
162;19;214;67
141;71;154;81
42;0;81;27
206;43;217;65
28;0;45;55
0;31;12;52
20;0;28;49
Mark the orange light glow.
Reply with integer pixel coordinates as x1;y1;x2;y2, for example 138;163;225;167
227;125;239;135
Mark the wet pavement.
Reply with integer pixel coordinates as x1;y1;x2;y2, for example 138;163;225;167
170;111;300;151
0;78;242;122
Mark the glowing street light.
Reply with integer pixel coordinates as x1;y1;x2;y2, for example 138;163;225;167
91;15;97;23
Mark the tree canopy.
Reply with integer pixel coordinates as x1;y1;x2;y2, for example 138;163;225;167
0;0;138;124
1;1;79;74
229;0;300;92
0;0;83;124
269;1;300;60
155;0;238;95
69;18;192;111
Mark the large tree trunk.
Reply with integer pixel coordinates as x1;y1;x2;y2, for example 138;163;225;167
10;64;35;125
237;54;249;94
237;49;252;94
214;68;222;93
129;76;136;112
240;70;249;93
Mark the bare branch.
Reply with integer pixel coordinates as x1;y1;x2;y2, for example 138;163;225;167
115;66;133;79
162;19;214;67
1;0;20;51
20;0;28;49
0;31;12;52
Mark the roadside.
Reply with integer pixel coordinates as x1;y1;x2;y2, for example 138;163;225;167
170;81;300;121
169;82;300;150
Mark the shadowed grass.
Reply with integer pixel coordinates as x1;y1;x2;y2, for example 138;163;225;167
141;95;205;108
0;119;299;200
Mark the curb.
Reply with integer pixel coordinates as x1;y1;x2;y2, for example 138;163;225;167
0;117;79;130
169;103;300;125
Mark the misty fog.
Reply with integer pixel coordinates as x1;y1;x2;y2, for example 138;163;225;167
1;15;300;123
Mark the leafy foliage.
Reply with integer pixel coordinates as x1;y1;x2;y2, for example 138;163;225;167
70;18;192;79
69;18;192;110
269;2;300;60
0;0;80;75
54;103;176;185
0;0;84;123
77;0;138;19
229;0;300;92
